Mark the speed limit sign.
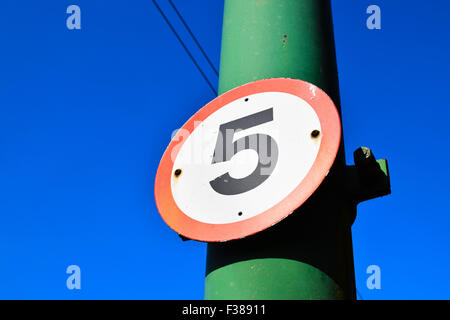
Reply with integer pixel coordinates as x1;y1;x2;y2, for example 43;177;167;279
154;78;341;242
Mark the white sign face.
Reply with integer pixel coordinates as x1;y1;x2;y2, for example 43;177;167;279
171;92;321;224
154;78;341;242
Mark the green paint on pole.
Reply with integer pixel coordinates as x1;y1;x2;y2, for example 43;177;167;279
218;0;340;99
205;259;345;300
205;0;362;300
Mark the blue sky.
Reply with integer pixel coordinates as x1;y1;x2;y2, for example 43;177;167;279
0;0;449;299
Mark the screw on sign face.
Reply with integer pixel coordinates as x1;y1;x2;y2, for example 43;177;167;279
154;78;341;242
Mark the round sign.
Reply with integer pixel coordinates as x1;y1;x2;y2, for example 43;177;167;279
154;78;341;242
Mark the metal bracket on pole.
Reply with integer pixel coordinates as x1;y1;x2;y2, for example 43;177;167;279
180;146;390;242
346;147;391;204
178;234;191;241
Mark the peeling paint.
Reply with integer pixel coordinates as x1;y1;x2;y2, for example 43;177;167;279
309;84;317;99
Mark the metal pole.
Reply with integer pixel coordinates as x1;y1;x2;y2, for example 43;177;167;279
205;0;354;300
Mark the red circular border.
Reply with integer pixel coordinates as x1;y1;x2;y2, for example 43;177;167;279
154;78;341;242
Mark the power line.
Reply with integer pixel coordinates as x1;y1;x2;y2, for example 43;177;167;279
168;0;219;77
152;0;217;96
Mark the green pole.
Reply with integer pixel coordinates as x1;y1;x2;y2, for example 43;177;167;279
205;0;354;300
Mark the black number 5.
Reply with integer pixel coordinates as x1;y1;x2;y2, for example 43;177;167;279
209;108;279;195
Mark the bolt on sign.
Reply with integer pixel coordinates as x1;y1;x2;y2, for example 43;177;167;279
154;78;341;242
